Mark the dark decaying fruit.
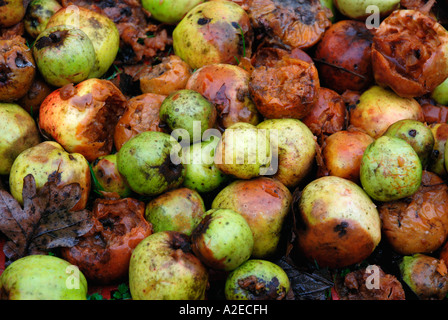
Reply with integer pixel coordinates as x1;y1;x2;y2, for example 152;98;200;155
314;20;374;94
249;56;320;120
61;197;153;284
371;9;448;98
0;36;36;102
243;0;332;50
113;92;167;151
379;170;448;255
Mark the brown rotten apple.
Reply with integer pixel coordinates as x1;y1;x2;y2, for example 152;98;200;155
39;79;127;162
372;9;448;98
0;36;36;102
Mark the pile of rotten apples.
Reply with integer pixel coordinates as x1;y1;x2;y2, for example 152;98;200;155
2;0;448;301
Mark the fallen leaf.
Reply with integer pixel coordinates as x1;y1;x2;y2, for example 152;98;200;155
0;174;93;264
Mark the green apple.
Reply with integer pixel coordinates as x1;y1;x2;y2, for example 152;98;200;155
159;89;217;143
257;118;316;188
142;0;205;24
383;119;434;169
0;255;88;300
46;5;120;78
145;187;206;236
191;208;254;271
360;135;422;202
0;103;40;175
182;134;229;193
320;0;337;22
24;0;62;38
117;131;185;196
9;141;91;211
129;231;209;300
334;0;400;20
225;259;290;300
214;122;271;180
33;25;96;87
431;77;448;105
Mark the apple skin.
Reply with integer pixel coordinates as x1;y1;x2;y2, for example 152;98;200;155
24;0;62;38
142;0;205;24
45;5;120;79
173;0;253;69
0;103;40;175
211;177;292;259
9;141;91;211
225;259;291;300
33;25;96;87
38;78;127;162
117;131;185;196
0;255;88;300
333;0;400;20
0;0;25;28
296;176;381;268
191;208;254;271
129;231;209;300
182;135;229;193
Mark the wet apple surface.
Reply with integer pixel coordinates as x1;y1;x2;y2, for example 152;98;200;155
2;0;448;302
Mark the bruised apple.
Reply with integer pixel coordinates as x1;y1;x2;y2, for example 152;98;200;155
129;231;209;300
91;154;132;198
38;79;127;162
61;197;153;284
211;177;292;258
33;25;96;87
145;187;206;236
360;136;422;202
139;55;192;96
0;36;36;102
301;87;347;141
383;119;434;169
314;20;374;94
318;130;374;183
24;0;62;38
349;86;424;138
379;171;448;255
46;5;120;79
295;176;381;268
0;0;25;28
430;123;448;178
173;0;253;69
113;93;166;152
372;10;448;98
9;141;90;211
0;103;40;175
186;63;260;131
250;56;320;120
257;118;316;188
